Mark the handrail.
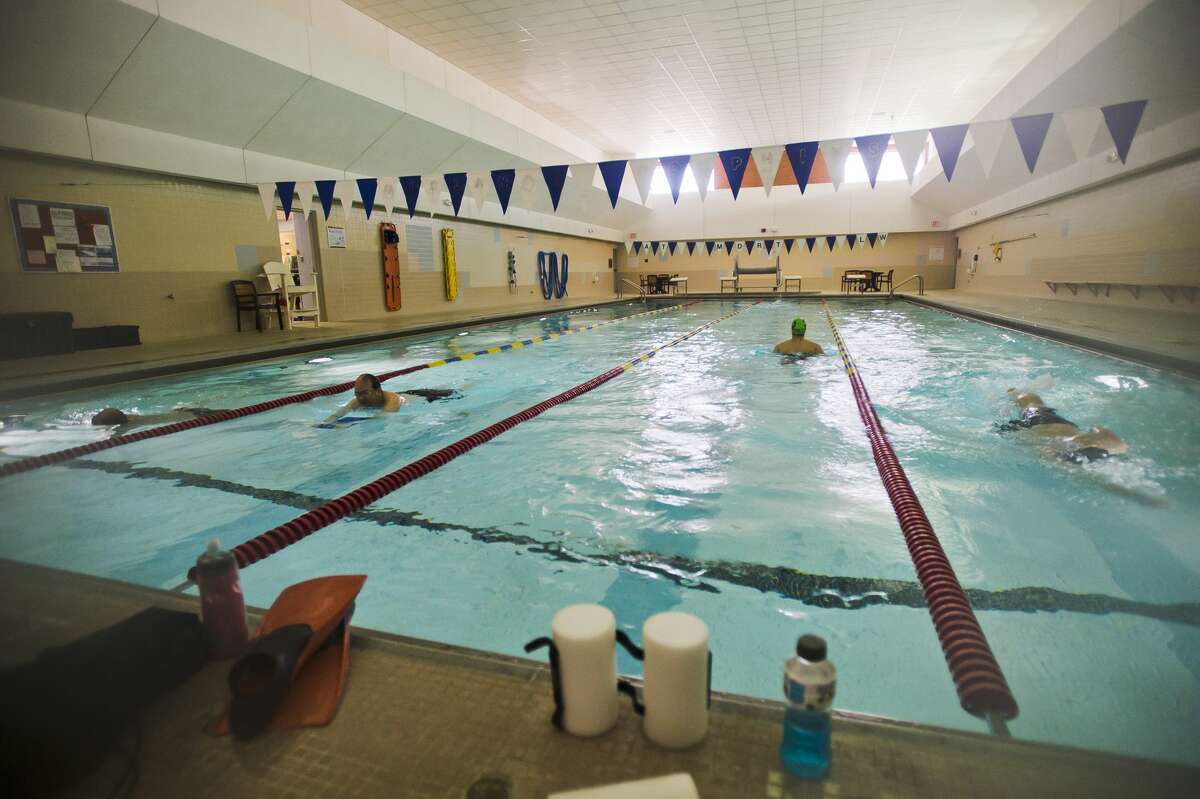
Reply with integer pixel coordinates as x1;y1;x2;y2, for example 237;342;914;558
889;274;925;297
620;278;648;304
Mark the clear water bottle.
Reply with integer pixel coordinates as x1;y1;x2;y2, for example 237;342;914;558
780;634;836;779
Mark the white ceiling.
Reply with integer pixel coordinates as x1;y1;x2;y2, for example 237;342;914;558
345;0;1091;158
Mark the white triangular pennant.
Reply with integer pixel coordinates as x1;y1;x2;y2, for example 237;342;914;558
968;120;1007;178
629;158;658;206
335;180;358;219
690;152;716;202
821;139;852;190
293;181;315;220
425;176;442;215
376;177;398;216
258;183;276;221
892;129;928;184
571;162;598;196
467;172;488;213
624;239;634;254
879;232;889;248
516;168;540;209
1060;107;1103;162
751;145;784;197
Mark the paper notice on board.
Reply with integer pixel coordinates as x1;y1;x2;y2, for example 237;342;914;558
42;236;57;253
53;225;79;245
49;207;75;227
928;246;945;261
19;203;40;228
56;249;81;272
92;225;112;247
28;250;46;265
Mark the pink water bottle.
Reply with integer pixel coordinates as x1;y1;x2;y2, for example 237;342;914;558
194;538;249;658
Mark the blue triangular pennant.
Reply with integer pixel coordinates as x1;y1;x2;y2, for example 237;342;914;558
705;241;715;256
650;241;660;255
784;141;820;193
667;241;677;255
491;169;516;214
718;148;752;199
315;180;337;220
541;165;569;211
1101;99;1147;164
444;172;467;215
1010;113;1054;173
686;241;696;255
854;133;891;188
598;160;627;209
745;240;757;254
633;241;642;255
724;240;735;253
398;175;421;217
846;234;856;250
867;232;878;248
275;181;296;219
764;239;774;255
659;155;690;204
356;178;378;219
825;235;837;251
784;238;795;253
930;124;969;181
806;237;817;253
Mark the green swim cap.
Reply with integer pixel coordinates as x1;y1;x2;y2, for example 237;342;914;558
791;318;807;337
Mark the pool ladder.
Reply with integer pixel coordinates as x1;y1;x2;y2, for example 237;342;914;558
889;274;925;297
619;278;648;305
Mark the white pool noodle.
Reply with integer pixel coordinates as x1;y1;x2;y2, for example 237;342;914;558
548;773;699;799
641;612;710;749
551;604;619;737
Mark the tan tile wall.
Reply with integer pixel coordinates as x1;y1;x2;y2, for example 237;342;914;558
0;150;281;341
617;231;958;293
313;202;617;322
0;151;620;343
954;155;1200;311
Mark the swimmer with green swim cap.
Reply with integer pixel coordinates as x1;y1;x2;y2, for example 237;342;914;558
774;317;824;356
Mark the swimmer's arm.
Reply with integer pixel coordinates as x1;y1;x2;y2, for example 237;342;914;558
322;398;360;424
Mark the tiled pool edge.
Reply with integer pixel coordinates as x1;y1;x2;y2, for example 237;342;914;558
0;297;677;401
901;293;1200;378
2;558;1196;798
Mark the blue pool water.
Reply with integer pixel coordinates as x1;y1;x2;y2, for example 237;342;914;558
1;299;1198;765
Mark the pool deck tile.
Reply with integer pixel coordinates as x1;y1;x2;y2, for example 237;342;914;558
1;559;1195;799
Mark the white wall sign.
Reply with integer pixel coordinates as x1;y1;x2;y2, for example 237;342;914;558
928;246;944;262
327;226;346;248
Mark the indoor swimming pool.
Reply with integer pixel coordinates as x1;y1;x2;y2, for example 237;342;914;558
1;299;1197;765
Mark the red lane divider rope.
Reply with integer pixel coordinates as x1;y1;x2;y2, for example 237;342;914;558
187;301;759;581
821;300;1018;724
0;301;697;479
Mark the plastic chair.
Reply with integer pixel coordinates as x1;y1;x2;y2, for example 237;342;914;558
230;280;282;332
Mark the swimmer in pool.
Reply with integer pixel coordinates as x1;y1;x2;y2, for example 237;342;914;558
92;407;219;432
773;318;824;357
998;389;1128;464
322;373;459;424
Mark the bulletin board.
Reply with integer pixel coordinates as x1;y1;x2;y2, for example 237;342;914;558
9;198;120;273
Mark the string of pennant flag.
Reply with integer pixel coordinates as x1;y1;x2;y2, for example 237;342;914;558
259;100;1148;223
626;233;890;257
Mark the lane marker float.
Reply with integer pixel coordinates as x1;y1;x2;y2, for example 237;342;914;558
0;301;697;478
821;299;1019;730
187;302;760;580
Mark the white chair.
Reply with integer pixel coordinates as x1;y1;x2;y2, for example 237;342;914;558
261;261;321;329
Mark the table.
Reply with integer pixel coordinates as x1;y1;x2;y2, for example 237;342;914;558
719;276;737;293
784;275;802;292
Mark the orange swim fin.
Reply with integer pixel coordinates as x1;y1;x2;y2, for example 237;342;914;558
208;575;366;739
